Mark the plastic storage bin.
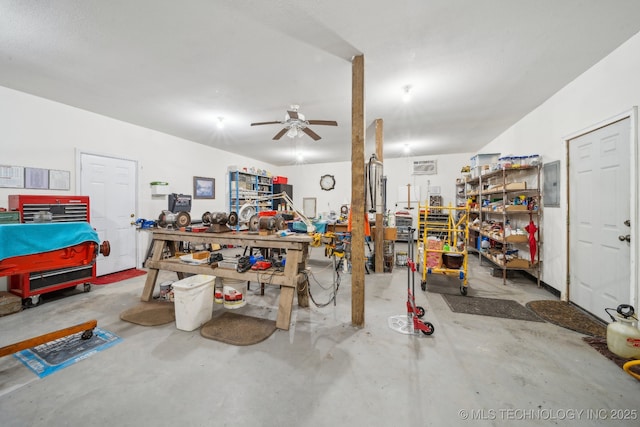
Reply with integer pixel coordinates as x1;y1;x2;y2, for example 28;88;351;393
470;153;500;168
526;154;541;166
172;274;215;331
273;176;288;184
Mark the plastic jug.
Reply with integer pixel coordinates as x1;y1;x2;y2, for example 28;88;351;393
504;220;512;238
387;211;396;227
605;305;640;359
480;237;490;250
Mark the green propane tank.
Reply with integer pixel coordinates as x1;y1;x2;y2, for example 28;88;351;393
605;305;640;359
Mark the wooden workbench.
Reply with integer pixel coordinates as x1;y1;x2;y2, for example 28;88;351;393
142;229;312;330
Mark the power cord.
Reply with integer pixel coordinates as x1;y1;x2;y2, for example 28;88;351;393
304;257;342;308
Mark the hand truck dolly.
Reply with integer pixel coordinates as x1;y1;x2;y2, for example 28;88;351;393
406;227;434;335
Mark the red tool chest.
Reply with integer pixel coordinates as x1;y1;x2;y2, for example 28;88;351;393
6;195;95;306
9;195;90;223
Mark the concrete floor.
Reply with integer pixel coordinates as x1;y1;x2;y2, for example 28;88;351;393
0;243;638;427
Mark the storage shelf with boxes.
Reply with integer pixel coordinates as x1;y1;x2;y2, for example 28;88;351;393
466;163;542;285
470;153;500;178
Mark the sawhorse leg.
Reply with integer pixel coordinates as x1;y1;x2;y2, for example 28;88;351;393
275;248;308;330
141;239;166;302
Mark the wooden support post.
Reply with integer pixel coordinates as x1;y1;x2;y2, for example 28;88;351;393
352;54;365;327
374;118;384;273
375;119;384;161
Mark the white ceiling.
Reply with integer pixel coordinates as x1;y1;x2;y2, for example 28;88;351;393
2;1;640;166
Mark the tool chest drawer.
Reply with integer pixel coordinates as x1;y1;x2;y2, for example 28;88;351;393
9;195;89;223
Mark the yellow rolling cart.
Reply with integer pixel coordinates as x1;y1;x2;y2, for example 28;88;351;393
419;204;470;295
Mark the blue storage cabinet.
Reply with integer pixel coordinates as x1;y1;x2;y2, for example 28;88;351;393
228;170;273;230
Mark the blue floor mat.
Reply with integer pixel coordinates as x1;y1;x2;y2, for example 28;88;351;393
13;327;122;378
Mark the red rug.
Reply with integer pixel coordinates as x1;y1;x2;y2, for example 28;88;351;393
93;268;147;285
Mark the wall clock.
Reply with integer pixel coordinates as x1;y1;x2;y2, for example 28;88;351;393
320;174;335;191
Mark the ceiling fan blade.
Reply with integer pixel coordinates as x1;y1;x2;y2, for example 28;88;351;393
287;110;299;120
307;120;338;126
251;121;281;126
273;128;288;140
302;127;321;141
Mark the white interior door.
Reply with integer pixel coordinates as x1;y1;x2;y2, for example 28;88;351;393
80;153;137;276
569;118;631;321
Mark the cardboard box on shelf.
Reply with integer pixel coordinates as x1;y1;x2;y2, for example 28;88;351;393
425;239;443;268
505;205;529;212
504;258;530;268
505;234;529;243
492;182;527;192
370;227;398;241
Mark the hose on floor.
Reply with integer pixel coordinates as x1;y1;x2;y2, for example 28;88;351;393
623;360;640;380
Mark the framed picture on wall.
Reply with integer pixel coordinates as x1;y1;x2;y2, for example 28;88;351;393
25;167;49;189
49;169;71;190
0;165;24;188
303;197;317;218
193;176;215;199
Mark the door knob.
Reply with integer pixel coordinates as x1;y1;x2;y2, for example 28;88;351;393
618;235;631;242
624;220;630;227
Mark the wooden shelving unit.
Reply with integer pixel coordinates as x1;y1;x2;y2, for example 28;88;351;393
463;165;542;284
461;176;480;253
455;178;467;208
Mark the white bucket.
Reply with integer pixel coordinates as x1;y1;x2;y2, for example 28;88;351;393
387;212;396;227
172;274;215;331
223;279;247;309
396;251;408;266
159;281;174;301
214;277;224;304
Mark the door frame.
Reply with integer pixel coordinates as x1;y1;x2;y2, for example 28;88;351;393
564;107;639;311
75;149;140;268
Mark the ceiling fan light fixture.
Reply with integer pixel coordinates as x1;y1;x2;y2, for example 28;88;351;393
252;105;337;141
402;85;413;103
216;116;225;129
286;127;299;138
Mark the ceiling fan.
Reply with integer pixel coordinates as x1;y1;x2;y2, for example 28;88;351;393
251;105;338;141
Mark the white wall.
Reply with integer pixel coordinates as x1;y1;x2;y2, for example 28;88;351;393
279;152;472;228
0;86;278;290
478;31;640;302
